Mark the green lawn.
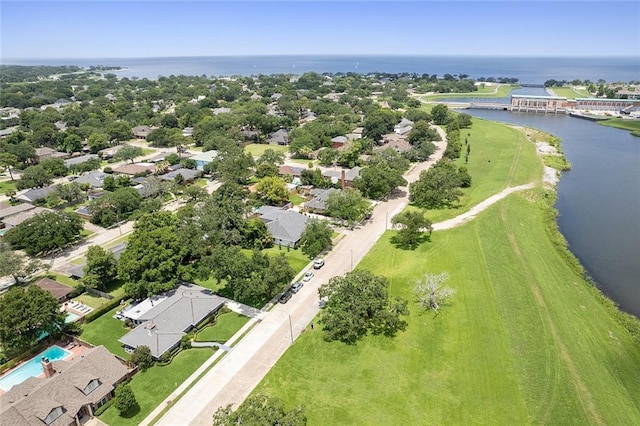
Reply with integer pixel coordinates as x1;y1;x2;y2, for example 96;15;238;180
195;312;250;343
409;117;543;223
418;84;519;100
43;272;79;288
0;179;17;195
599;118;640;136
289;193;305;206
256;192;640;424
80;306;130;359
259;245;311;274
244;143;288;157
99;348;215;426
548;86;591;99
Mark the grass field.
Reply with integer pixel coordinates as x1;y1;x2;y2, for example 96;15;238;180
418;84;519;100
408;117;542;223
548;86;591;99
80;306;130;358
0;179;17;195
195;312;250;343
244;143;288;157
256;191;640;424
599;118;640;136
99;348;215;425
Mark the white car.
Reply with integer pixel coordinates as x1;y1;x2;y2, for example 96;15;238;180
313;258;325;269
303;271;314;281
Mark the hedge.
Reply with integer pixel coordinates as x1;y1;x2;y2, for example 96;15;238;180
84;295;126;323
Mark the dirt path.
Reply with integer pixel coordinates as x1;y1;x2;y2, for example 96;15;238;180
432;183;535;231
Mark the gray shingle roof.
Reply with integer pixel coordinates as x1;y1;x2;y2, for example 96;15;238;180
119;283;225;359
16;186;57;203
255;206;308;245
0;203;35;220
74;172;107;188
64;154;99;167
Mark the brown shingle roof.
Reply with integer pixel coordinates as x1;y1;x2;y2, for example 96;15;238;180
35;278;73;301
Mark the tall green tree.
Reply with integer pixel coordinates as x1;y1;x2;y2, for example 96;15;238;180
82;245;118;291
299;219;333;259
119;211;187;299
431;104;450;125
409;159;465;209
4;211;83;256
17;164;53;189
0;286;65;357
0;152;18;180
391;210;433;249
115;383;138;415
213;394;306;426
318;270;409;344
256;176;289;206
0;241;47;284
113;144;144;164
325;189;372;226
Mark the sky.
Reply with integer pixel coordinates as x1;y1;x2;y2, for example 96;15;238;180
1;1;639;59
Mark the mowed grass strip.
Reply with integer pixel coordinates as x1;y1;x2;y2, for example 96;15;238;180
548;86;591;99
418;84;519;100
408;117;542;223
80;306;130;359
244;143;288;157
99;348;215;425
255;192;640;424
195;312;250;343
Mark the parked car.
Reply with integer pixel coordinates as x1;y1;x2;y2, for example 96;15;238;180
279;291;293;304
303;271;314;281
291;282;304;293
313;258;325;269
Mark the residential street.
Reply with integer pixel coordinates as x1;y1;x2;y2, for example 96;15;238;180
153;137;447;426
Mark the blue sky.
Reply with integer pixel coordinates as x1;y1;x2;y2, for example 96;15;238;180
1;1;638;59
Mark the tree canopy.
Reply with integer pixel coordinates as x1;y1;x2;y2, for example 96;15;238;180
299;219;333;259
213;394;306;426
391;210;433;249
4;211;83;256
318;270;409;344
325;189;372;226
82;245;118;291
0;285;65;357
409;159;468;209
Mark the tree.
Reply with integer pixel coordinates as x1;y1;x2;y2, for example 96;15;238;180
0;241;47;284
363;109;399;141
5;211;83;256
213;394;306;426
198;183;249;247
255;162;279;178
0;152;18;181
407;120;440;145
409;159;464;209
391;210;433;249
129;345;154;371
263;254;295;298
87;133;109;153
209;140;255;184
256;176;289;205
39;157;67;177
318;270;409;344
431;104;450;125
119;211;187;299
414;272;456;313
89;187;142;228
115;382;138;415
257;148;285;165
82;245;118;291
317;147;339;166
0;286;65;357
113;144;144;164
17;164;53;189
243;217;273;249
353;166;406;200
299;219;333;259
325;189;372;226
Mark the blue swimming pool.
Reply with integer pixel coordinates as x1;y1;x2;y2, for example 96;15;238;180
0;345;71;391
65;312;80;323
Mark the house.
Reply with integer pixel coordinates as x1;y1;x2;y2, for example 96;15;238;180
16;186;58;204
322;166;362;188
0;346;131;426
119;283;225;359
191;150;218;171
0;127;18;139
255;206;308;248
331;136;348;149
271;93;282;101
35;278;73;302
267;129;289;145
159;168;201;182
212;107;231;115
98;145;124;159
35;147;67;162
64;154;99;168
182;127;194;137
305;188;340;212
2;207;51;229
377;133;412;153
278;165;305;178
394;118;414;135
132;125;154;140
0;203;36;227
112;163;156;176
250;93;262;100
74;172;108;189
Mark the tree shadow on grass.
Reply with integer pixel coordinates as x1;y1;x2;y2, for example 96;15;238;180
390;233;431;251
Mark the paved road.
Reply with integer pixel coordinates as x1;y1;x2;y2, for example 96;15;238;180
155;138;448;426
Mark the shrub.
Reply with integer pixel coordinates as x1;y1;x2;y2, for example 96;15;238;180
93;398;115;416
103;166;113;174
129;345;154;371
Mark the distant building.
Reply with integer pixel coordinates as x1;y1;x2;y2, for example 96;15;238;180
35;278;73;302
64;154;99;168
255;206;308;248
267;129;289;145
16;186;57;204
112;163;156;176
132;125;154;140
191;150;219;171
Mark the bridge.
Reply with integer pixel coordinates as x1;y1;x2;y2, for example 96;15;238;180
520;83;545;88
434;101;510;111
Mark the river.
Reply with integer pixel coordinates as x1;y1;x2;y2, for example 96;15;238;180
462;106;640;318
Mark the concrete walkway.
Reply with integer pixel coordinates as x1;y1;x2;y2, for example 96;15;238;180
154;139;448;426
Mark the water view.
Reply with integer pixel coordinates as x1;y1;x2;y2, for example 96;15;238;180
0;345;71;391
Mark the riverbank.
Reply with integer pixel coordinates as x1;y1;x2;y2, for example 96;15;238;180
599;117;640;136
253;118;640;424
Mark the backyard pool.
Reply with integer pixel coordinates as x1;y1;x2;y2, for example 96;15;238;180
65;312;80;323
0;345;71;391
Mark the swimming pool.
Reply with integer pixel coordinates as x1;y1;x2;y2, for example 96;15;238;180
65;312;80;323
0;345;71;391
